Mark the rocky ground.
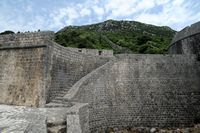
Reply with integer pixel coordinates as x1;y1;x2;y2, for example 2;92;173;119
105;125;200;133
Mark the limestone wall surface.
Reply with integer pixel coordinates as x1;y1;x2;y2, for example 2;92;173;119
44;41;109;102
66;103;89;133
0;105;47;133
0;32;109;106
171;21;200;44
65;54;200;132
0;45;47;107
169;22;200;56
0;31;54;47
66;47;113;57
0;103;90;133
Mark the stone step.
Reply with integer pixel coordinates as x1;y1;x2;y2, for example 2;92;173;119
50;89;70;96
53;96;65;100
51;97;69;103
51;99;63;103
45;102;73;108
54;93;65;97
50;100;64;104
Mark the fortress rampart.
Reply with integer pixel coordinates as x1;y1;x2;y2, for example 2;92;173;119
0;23;200;132
0;31;54;47
0;45;47;106
169;22;200;56
171;21;200;44
64;54;200;131
0;32;110;107
65;47;113;57
46;41;109;103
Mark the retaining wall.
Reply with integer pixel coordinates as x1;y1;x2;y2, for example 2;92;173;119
66;54;200;132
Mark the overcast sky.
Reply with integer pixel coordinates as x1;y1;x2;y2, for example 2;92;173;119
0;0;200;32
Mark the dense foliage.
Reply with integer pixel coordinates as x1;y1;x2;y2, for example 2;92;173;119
55;20;176;54
0;30;15;35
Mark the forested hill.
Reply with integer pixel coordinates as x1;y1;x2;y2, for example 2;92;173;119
55;20;176;54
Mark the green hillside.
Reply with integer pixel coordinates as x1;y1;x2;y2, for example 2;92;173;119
55;20;176;54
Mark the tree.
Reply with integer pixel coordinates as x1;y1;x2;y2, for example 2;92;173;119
0;30;15;35
136;35;152;45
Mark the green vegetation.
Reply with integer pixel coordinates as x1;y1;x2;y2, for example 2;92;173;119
55;20;176;54
55;30;110;50
0;30;15;35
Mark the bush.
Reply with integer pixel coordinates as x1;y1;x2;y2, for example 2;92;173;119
0;30;15;35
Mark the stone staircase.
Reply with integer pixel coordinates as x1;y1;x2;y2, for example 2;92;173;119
45;62;110;108
46;87;73;107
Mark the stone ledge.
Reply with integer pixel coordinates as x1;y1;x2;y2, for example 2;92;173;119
171;21;200;44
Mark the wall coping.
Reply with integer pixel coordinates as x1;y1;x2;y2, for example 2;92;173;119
171;21;200;44
0;31;54;38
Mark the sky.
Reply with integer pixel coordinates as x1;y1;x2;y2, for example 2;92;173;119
0;0;200;32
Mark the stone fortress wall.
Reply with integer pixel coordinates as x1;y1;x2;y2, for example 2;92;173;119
0;31;113;57
0;45;47;107
0;21;200;133
46;41;109;103
64;54;200;132
0;31;54;47
65;47;113;57
169;21;200;56
0;31;110;107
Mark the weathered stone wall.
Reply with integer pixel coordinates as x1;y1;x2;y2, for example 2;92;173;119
0;31;109;106
45;41;109;102
0;31;54;47
171;21;200;44
0;31;113;57
0;45;47;107
0;105;47;133
0;32;56;107
66;47;113;57
66;103;89;133
66;54;200;132
0;103;90;133
169;21;200;57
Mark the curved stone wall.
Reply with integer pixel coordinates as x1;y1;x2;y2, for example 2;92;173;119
171;21;200;44
66;54;200;132
169;21;200;56
0;32;109;106
45;41;109;102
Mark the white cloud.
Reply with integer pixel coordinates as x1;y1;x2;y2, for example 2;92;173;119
105;0;138;18
0;0;199;32
25;5;33;12
136;0;156;11
49;2;94;29
155;0;171;5
80;8;91;17
93;6;104;16
92;6;104;20
134;0;200;30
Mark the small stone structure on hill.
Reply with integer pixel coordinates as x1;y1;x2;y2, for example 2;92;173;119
0;22;200;133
